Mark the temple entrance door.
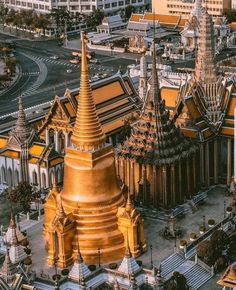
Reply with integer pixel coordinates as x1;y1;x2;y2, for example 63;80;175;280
54;232;59;261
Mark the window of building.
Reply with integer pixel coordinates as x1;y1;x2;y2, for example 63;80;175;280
105;3;110;8
118;1;123;5
112;2;117;7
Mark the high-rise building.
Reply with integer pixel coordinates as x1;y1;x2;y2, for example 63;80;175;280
152;0;232;18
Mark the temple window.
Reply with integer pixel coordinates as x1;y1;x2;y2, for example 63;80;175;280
58;131;65;154
1;166;6;184
32;171;38;186
14;170;19;185
42;172;47;189
7;168;13;187
49;129;55;145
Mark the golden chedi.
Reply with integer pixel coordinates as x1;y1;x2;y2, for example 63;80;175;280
44;32;146;267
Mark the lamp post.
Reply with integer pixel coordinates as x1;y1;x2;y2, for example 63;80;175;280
224;200;226;218
98;248;101;267
150;244;153;266
203;215;205;228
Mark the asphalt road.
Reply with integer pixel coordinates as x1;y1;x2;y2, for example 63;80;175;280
1;32;236;116
0;34;135;116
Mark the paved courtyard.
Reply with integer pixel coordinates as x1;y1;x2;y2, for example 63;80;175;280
23;185;232;289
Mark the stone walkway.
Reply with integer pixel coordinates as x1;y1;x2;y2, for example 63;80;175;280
25;186;231;287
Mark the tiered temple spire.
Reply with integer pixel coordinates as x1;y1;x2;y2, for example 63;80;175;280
11;97;33;144
0;249;18;284
194;7;218;84
71;32;106;151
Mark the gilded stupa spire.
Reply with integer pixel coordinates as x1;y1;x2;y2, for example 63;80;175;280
71;32;106;151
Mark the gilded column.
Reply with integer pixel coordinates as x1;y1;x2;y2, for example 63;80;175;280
227;138;232;185
46;128;49;145
143;165;147;205
214;139;218;184
129;160;135;196
64;132;69;148
55;130;59;152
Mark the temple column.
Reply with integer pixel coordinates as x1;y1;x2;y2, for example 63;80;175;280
162;165;167;208
227;138;232;185
171;164;176;206
178;162;182;203
214;139;218;184
205;142;210;187
200;143;205;186
64;132;69;148
45;128;49;145
153;165;157;208
130;160;135;196
186;159;191;198
192;156;196;191
55;130;59;152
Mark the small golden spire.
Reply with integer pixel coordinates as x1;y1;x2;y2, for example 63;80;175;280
71;31;106;151
125;191;133;213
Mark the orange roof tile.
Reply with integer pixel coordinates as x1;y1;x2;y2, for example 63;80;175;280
29;157;39;164
29;144;45;156
2;150;19;158
49;157;64;167
221;127;234;136
0;138;7;149
181;128;197;138
103;119;124;133
161;87;179;107
227;96;236;117
130;14;143;22
97;99;129;115
144;13;179;24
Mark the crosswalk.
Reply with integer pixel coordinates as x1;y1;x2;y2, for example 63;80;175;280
31;55;79;68
22;72;40;76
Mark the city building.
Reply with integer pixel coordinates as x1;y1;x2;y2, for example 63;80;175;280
43;32;146;267
152;0;232;18
115;42;199;209
3;0;149;16
0;97;63;190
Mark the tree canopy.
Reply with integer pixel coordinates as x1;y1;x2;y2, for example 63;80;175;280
6;182;39;212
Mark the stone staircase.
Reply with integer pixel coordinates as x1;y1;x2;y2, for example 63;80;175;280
184;263;212;290
160;252;185;277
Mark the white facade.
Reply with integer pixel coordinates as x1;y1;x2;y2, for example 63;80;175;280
4;0;149;15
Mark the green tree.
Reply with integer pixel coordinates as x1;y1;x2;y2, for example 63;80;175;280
210;230;230;253
166;272;189;290
223;9;236;23
83;9;104;28
197;240;217;266
6;182;37;212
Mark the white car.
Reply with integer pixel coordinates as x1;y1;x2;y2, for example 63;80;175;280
50;55;59;60
66;69;72;73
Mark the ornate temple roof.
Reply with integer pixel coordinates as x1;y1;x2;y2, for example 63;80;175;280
118;244;140;275
0;249;18;285
8;97;35;146
4;214;25;245
176;7;236;140
68;244;91;282
217;262;236;288
194;8;218;84
9;228;27;264
116;45;196;165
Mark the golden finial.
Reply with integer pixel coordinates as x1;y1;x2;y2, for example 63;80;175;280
71;31;106;151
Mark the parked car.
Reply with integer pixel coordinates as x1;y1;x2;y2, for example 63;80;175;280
90;58;99;64
66;69;72;73
70;59;80;64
